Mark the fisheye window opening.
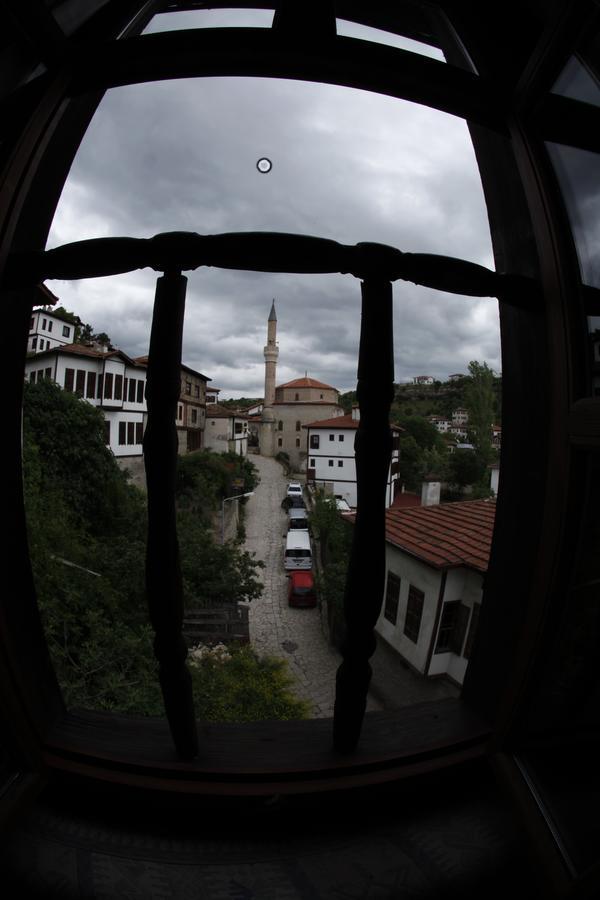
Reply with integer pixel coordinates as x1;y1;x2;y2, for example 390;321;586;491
28;63;500;733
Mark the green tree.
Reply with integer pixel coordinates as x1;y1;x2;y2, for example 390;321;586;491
464;360;496;466
309;491;353;646
21;381;288;719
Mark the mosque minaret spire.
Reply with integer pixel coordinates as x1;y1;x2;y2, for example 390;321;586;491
263;299;278;409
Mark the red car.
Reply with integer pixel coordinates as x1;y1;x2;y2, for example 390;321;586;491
287;570;317;608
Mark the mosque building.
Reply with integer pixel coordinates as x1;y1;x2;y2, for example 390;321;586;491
258;301;344;471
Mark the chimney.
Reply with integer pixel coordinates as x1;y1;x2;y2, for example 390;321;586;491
421;478;441;506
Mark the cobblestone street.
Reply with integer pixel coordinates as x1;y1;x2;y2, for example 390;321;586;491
244;454;381;718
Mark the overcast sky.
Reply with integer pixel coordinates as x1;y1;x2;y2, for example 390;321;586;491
46;9;501;399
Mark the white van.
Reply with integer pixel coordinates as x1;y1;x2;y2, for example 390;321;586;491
284;530;312;570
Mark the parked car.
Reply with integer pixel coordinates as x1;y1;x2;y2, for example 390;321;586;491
286;482;303;498
288;508;309;530
287;570;317;608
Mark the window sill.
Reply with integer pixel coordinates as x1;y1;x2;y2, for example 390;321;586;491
43;698;489;797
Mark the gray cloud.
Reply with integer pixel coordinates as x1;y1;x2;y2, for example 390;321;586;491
48;28;501;399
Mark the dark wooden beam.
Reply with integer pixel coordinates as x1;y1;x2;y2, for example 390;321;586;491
4;230;538;306
333;278;394;753
534;93;600;155
144;272;199;760
60;27;507;133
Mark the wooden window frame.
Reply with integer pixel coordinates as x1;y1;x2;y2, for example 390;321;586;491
404;586;424;644
2;14;599;886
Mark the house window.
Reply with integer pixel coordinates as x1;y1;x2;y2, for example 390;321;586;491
127;422;135;445
136;422;144;444
329;434;335;441
103;420;110;445
42;318;46;329
383;572;401;624
31;337;37;350
44;368;51;380
463;603;481;659
48;321;53;332
136;379;144;404
114;374;123;401
185;381;191;395
295;393;299;401
128;378;136;402
339;434;344;442
75;369;85;395
178;404;183;420
435;601;470;655
278;420;283;431
310;459;315;467
404;586;424;643
104;372;113;399
234;421;243;434
191;408;198;424
278;437;283;447
64;368;74;392
328;459;334;467
296;420;301;431
310;434;319;449
337;460;343;467
119;421;126;445
296;438;300;447
62;325;70;338
194;384;199;397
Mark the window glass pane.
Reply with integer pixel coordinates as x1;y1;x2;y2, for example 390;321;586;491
552;56;600;107
336;19;445;61
384;573;400;624
546;142;600;288
143;8;274;35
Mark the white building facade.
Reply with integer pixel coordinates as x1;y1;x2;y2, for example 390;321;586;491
374;499;495;686
305;408;401;508
28;308;77;354
25;344;148;458
204;404;249;456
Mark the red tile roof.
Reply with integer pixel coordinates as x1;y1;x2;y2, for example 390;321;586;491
303;413;405;431
206;403;248;419
29;342;143;366
303;413;359;430
382;499;496;572
277;376;337;391
391;491;421;508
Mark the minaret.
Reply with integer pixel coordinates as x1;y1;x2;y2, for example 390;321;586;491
263;299;278;409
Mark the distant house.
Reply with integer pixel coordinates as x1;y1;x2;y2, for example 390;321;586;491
24;343;148;458
304;406;401;508
413;375;434;385
448;373;465;382
206;386;221;404
28;301;77;354
427;415;451;434
204;404;249;456
375;498;495;686
136;357;210;455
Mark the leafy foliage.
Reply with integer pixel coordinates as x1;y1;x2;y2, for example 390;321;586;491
176;448;259;525
189;645;310;722
22;380;301;721
309;491;353;646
